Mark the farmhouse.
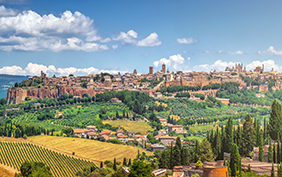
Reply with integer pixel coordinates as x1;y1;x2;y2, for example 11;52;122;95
87;132;98;139
116;129;124;136
168;125;186;133
151;144;165;152
86;125;97;132
117;134;128;143
73;129;88;138
159;136;178;146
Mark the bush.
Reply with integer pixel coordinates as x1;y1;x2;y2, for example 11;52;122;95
195;161;202;169
23;134;27;139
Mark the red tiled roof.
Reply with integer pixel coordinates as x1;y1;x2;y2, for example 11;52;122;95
73;129;87;133
117;135;128;138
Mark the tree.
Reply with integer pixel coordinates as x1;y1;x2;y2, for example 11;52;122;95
247;164;251;172
271;162;275;177
173;137;181;166
123;158;127;166
225;117;233;153
241;114;255;156
193;140;199;163
128;160;153;177
259;130;264;162
198;138;215;162
268;99;282;140
269;142;273;163
230;143;241;177
128;159;131;166
113;158;117;171
18;161;53;177
100;162;103;168
213;127;221;160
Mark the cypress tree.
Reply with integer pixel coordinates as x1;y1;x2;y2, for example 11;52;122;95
227;160;231;177
230;143;241;177
278;138;281;164
213;127;221;160
173;137;181;166
269;99;282;140
123;109;125;118
247;164;251;172
269;142;273;163
221;126;226;160
123;158;127;166
237;125;242;154
264;117;267;141
256;119;260;147
193;140;199;163
170;142;174;169
223;159;226;166
128;159;131;166
274;143;277;163
225;117;233;153
271;162;275;177
241;114;256;156
167;116;171;124
100;162;103;168
113;158;117;171
198;138;215;162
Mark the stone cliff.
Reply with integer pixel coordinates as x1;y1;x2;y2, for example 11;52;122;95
7;86;96;104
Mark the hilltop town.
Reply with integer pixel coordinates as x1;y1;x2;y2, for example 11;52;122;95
6;63;282;104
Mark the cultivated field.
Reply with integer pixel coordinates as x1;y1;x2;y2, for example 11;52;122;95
27;135;152;163
0;141;95;177
103;120;153;133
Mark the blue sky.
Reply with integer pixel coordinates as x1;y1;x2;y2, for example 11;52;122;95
0;0;282;76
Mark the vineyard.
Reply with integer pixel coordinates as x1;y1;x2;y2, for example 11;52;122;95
0;141;96;177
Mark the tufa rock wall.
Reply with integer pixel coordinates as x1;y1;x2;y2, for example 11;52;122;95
6;86;96;104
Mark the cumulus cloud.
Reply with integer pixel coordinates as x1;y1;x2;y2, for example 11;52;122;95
112;44;118;49
246;60;282;71
113;30;138;44
0;63;127;76
258;46;282;55
153;54;185;70
0;6;109;52
0;5;18;16
137;32;162;47
193;60;237;72
228;50;244;55
177;37;198;44
187;57;191;61
100;38;111;43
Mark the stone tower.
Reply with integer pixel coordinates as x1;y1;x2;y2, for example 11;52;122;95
162;64;166;73
149;66;153;74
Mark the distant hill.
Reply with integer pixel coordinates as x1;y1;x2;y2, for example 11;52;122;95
0;74;29;99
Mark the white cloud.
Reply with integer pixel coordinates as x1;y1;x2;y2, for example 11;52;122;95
0;5;18;16
228;50;244;55
137;32;161;47
187;57;191;61
0;62;128;76
193;60;237;72
258;46;282;55
100;38;111;43
218;50;224;54
153;54;185;70
113;30;138;44
177;37;198;44
246;60;282;71
112;44;118;49
0;6;109;52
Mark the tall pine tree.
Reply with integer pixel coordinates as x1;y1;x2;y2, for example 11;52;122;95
241;114;255;156
269;142;273;163
259;130;264;162
230;143;241;177
225;117;233;153
268;99;282;140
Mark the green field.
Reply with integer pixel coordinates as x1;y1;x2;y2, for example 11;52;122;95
103;120;153;133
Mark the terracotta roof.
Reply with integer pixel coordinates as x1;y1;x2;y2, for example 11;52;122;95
73;129;87;133
117;135;128;138
173;172;184;177
159;136;177;139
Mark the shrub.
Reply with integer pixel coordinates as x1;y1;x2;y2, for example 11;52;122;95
23;134;27;139
195;161;202;169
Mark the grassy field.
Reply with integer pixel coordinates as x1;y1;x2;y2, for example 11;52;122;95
189;124;218;133
103;120;153;133
27;135;152;164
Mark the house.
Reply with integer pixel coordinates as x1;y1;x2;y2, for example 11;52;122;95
87;132;98;139
99;131;111;137
86;125;97;132
151;144;165;151
117;134;128;143
168;125;186;133
170;172;184;177
134;135;145;141
159;136;178;146
116;129;124;136
128;131;135;137
73;129;88;138
152;169;172;177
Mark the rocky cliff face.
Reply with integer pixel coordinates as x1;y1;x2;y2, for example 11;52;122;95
6;86;96;104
